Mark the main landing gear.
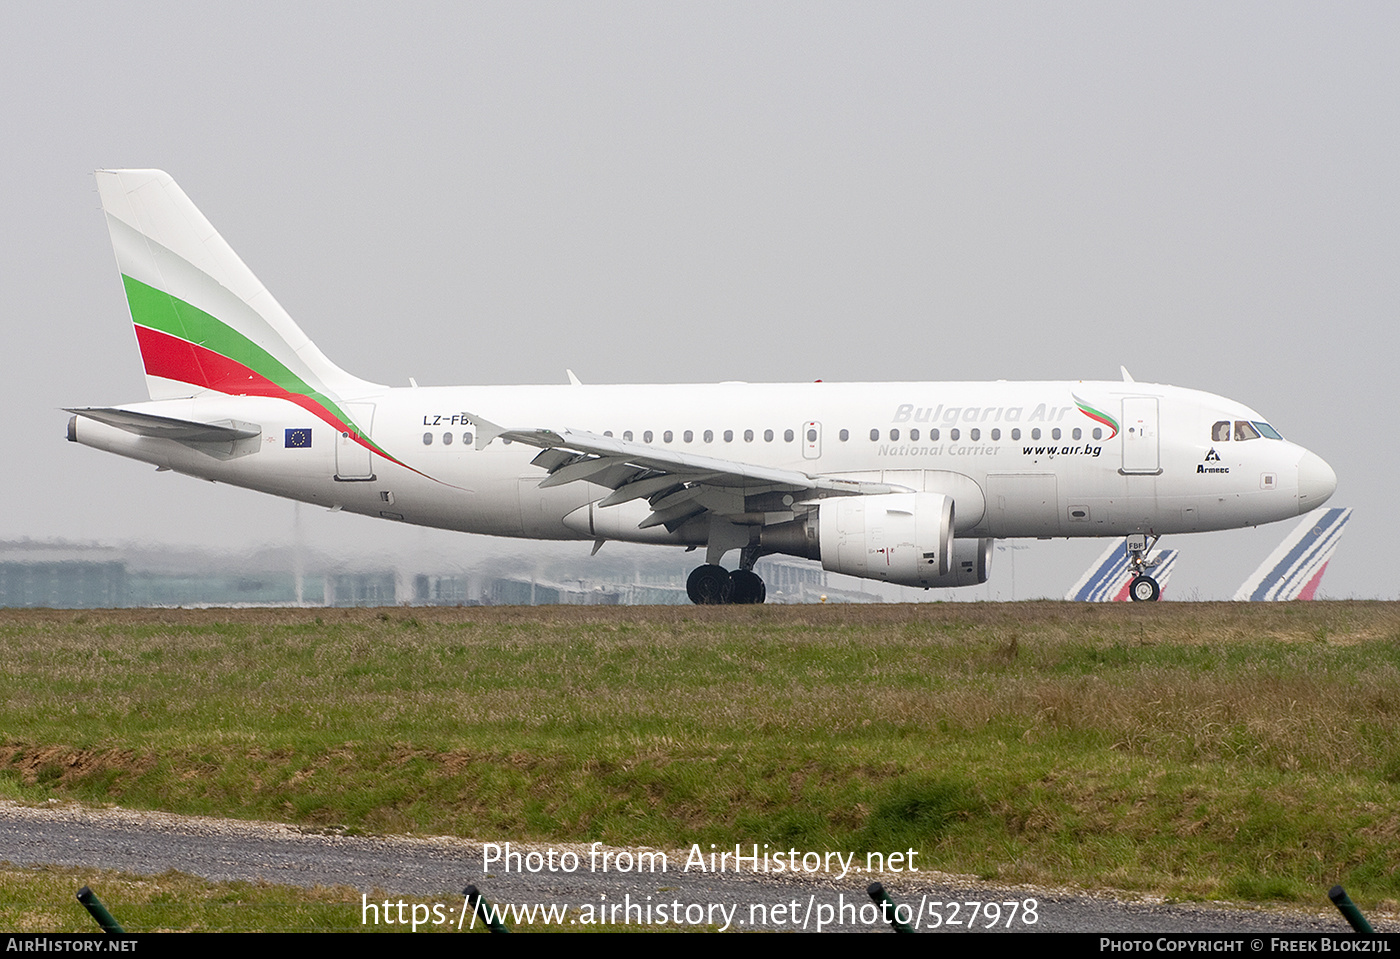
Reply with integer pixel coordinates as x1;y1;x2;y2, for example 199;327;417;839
1125;532;1162;602
685;565;768;604
686;547;768;605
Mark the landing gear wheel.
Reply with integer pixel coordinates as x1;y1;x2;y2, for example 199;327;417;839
1129;575;1161;602
729;569;767;604
687;564;734;605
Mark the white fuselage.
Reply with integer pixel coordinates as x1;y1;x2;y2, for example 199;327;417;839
71;378;1333;553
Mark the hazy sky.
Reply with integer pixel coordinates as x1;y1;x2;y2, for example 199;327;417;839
3;3;1394;599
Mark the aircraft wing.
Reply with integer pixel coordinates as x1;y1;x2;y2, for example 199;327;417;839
470;417;907;531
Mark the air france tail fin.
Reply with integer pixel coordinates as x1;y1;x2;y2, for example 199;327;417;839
1233;507;1352;601
1067;541;1179;601
96;169;382;404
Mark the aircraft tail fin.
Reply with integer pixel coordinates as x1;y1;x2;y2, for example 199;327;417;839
95;169;381;403
1233;507;1351;601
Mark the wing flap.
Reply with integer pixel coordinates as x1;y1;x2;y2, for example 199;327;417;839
596;475;686;508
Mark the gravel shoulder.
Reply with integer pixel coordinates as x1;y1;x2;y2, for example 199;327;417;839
0;800;1360;933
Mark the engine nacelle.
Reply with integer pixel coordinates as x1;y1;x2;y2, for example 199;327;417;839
940;536;994;587
818;492;955;588
759;494;994;589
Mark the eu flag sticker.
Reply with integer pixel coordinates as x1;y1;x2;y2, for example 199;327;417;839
285;428;313;448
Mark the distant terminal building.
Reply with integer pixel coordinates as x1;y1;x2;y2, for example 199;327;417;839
755;558;826;602
413;574;476;606
324;571;397;607
0;558;127;608
0;541;332;608
0;541;879;608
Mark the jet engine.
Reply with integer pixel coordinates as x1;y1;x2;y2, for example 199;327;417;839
761;492;993;589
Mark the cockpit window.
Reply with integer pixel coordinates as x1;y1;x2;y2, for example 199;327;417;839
1212;421;1231;442
1253;421;1283;440
1234;420;1261;441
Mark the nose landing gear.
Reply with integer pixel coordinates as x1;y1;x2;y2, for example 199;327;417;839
1129;574;1161;602
1126;532;1163;602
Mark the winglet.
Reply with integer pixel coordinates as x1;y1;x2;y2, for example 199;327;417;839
1120;366;1135;383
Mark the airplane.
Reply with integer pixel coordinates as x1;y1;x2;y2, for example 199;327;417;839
1067;542;1179;602
1233;506;1352;601
66;170;1339;604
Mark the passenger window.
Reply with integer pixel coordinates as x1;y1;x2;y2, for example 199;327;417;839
806;428;817;442
838;429;848;441
422;432;433;445
723;430;733;442
784;429;794;442
764;429;774;442
1011;429;1020;440
643;430;653;443
970;428;980;440
910;428;919;441
683;430;693;443
664;430;673;443
1072;428;1081;440
463;431;473;445
442;432;452;445
949;428;960;441
1052;428;1061;441
870;429;879;441
930;429;940;441
623;431;633;441
1031;428;1040;440
1213;421;1231;442
744;429;753;442
990;428;1000;440
1092;428;1101;440
890;428;900;441
704;430;714;443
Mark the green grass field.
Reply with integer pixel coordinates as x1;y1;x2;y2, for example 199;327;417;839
3;602;1398;912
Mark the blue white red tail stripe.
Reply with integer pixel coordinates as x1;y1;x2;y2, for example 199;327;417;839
1233;507;1351;601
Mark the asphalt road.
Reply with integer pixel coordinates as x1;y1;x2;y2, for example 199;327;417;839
0;801;1356;934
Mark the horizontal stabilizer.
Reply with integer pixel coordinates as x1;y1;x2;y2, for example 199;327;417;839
66;407;260;442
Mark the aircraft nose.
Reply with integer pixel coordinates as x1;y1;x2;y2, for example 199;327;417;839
1297;449;1337;514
